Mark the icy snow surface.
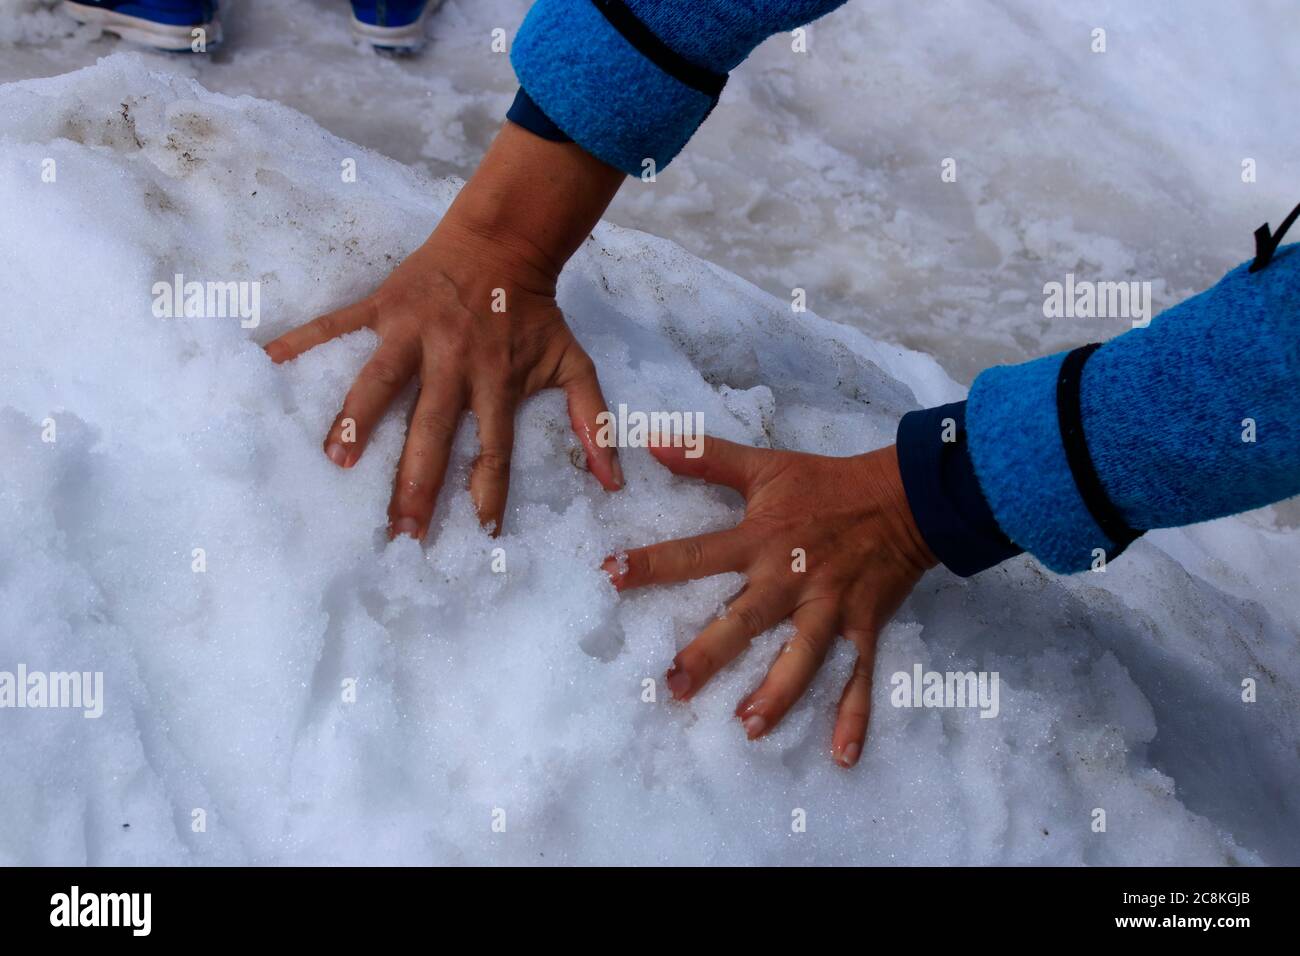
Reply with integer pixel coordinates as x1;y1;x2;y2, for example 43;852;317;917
0;33;1298;863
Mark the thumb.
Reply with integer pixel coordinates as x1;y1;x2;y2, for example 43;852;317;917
650;434;766;495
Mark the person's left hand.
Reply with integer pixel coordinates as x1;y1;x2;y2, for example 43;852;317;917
604;437;936;768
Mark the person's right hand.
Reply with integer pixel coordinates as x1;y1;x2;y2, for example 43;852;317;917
264;123;627;538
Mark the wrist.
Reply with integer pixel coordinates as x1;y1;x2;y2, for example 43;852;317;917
434;121;624;290
866;445;940;573
429;205;561;300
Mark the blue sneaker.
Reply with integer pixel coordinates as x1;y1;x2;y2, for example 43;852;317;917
62;1;221;52
349;0;439;52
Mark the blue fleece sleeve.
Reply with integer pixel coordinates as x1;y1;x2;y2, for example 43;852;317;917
510;0;847;175
966;243;1300;573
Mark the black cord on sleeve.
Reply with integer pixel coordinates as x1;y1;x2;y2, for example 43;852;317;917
590;0;728;98
1056;343;1143;557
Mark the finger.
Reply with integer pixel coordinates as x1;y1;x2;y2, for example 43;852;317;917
666;585;788;702
323;341;419;468
649;434;765;495
603;528;749;592
735;601;838;739
468;393;516;535
556;344;623;492
265;299;375;364
387;374;465;540
831;629;879;769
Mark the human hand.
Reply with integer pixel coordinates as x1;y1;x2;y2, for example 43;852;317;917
605;438;936;767
265;122;626;537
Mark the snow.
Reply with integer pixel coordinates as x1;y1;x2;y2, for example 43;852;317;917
0;8;1297;865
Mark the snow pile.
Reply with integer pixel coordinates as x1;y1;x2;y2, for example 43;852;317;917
0;56;1297;865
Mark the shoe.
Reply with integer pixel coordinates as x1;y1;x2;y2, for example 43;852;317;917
61;0;221;52
349;0;438;52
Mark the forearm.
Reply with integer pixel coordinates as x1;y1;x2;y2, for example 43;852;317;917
439;121;624;289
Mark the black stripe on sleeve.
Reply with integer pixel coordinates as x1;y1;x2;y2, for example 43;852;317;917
1056;343;1143;557
590;0;728;98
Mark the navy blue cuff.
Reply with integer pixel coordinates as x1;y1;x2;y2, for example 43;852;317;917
896;401;1024;577
506;87;573;144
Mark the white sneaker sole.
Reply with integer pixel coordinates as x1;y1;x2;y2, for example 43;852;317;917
61;1;222;52
349;2;439;50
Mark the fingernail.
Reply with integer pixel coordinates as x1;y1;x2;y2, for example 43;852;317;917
600;556;623;586
666;667;691;699
326;442;349;467
742;714;767;739
609;453;624;490
837;741;861;768
392;517;420;539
